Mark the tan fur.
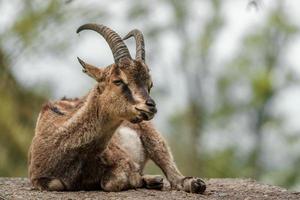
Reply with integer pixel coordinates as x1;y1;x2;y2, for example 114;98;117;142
28;26;206;193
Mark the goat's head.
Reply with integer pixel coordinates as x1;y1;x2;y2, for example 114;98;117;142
77;24;156;123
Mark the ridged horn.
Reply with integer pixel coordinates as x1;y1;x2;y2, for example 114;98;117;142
123;29;145;62
77;24;131;63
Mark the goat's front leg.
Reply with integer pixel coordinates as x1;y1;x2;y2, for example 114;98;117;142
138;122;206;194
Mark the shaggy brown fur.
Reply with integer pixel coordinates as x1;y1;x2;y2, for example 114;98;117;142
28;24;206;194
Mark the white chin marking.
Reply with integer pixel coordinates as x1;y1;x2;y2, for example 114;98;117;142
117;127;145;166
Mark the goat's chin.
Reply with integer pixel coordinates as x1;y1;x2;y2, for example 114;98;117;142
130;117;144;124
129;112;154;124
129;115;146;123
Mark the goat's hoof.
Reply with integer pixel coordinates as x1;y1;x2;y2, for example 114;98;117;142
190;178;206;194
143;175;164;190
182;177;206;194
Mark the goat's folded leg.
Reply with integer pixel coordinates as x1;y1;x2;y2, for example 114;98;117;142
142;175;164;190
100;161;143;191
100;142;143;191
138;122;206;194
31;177;67;191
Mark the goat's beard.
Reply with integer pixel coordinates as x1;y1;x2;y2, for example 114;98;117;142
130;112;150;123
130;117;144;124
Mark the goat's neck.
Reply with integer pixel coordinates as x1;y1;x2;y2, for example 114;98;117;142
60;86;122;152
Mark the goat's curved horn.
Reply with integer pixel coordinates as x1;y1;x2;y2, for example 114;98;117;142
77;24;131;63
123;29;145;62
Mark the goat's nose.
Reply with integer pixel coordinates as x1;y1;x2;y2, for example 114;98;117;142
145;98;156;107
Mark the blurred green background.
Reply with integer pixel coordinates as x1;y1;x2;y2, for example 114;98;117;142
1;0;300;190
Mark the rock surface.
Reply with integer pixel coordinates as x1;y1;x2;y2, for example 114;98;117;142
0;178;299;200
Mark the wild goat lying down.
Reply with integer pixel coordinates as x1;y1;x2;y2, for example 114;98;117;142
28;24;206;194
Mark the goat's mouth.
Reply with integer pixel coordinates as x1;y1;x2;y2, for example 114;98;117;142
130;107;156;123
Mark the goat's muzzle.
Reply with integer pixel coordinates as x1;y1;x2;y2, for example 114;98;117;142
131;103;157;123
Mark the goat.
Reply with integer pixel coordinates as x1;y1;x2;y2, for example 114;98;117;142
28;24;206;194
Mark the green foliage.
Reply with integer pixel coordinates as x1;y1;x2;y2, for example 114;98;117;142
0;0;85;176
166;0;300;189
0;48;45;176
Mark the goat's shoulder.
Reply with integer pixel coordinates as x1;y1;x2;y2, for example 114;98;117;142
42;97;85;116
36;97;85;130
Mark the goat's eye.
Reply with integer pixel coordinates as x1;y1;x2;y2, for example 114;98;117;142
113;80;124;86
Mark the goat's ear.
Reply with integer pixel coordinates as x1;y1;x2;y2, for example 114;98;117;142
77;57;103;82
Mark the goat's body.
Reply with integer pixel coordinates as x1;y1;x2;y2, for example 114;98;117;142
29;24;206;194
29;94;206;192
